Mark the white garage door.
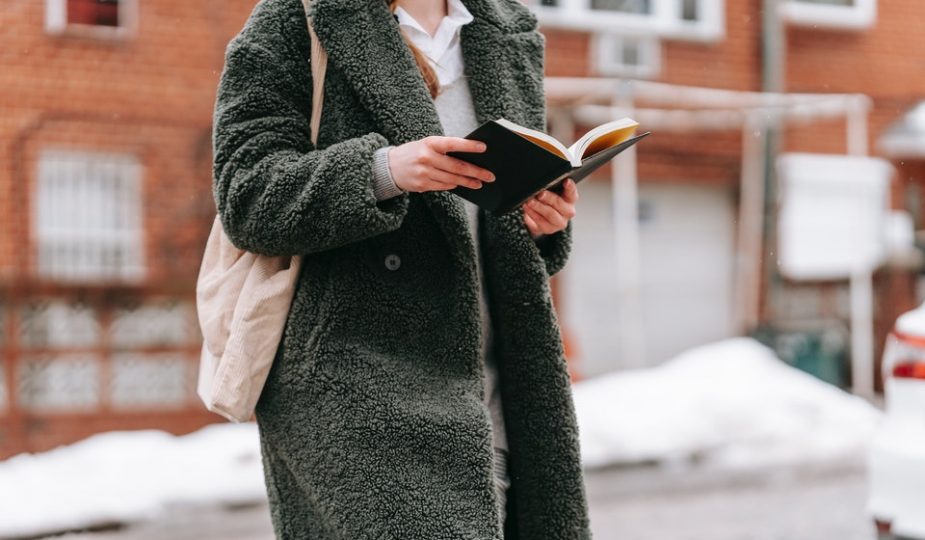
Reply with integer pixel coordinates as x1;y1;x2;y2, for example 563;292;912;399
563;180;736;375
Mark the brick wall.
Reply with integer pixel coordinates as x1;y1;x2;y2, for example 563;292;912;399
0;0;258;285
785;0;925;156
543;0;924;184
0;0;260;456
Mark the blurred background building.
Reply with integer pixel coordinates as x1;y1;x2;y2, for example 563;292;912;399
1;0;923;459
538;0;925;387
0;0;259;458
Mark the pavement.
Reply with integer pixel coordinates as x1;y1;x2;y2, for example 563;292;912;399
49;456;875;540
585;456;875;540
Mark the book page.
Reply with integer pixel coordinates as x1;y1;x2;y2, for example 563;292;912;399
494;118;571;161
567;118;639;162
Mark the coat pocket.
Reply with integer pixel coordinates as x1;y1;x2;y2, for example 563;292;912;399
280;255;337;370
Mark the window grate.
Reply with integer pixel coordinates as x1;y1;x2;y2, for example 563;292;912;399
35;150;144;283
17;355;101;412
19;300;100;349
111;300;198;349
111;354;190;409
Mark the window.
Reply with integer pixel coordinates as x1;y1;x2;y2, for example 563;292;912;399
592;33;661;78
45;0;137;38
17;301;103;412
67;0;119;27
34;150;144;283
780;0;876;30
13;298;198;413
525;0;724;42
590;0;651;14
111;354;190;409
795;0;854;5
680;0;699;21
18;355;101;411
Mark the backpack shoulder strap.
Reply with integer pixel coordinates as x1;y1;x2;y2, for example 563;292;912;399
301;0;327;147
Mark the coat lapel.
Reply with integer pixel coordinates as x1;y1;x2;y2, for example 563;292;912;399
307;0;442;145
307;0;540;261
307;0;533;140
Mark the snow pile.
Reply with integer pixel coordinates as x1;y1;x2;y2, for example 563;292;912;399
573;337;882;469
0;423;265;538
0;338;883;536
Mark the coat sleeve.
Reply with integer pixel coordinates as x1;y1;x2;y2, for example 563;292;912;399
534;220;572;277
211;19;408;258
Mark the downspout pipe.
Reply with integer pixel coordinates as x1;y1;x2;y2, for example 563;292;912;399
759;0;785;327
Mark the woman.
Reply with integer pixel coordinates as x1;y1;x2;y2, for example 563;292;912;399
211;0;591;537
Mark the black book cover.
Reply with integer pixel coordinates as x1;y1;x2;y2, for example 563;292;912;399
446;120;651;215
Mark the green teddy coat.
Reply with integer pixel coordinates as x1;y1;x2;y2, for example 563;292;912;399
211;0;592;538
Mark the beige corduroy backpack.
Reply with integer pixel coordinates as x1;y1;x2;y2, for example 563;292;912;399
195;0;328;423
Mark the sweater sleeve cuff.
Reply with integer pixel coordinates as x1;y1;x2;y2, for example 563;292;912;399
371;146;405;201
534;221;572;277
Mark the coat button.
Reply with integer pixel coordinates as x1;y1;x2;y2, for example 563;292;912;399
384;253;401;271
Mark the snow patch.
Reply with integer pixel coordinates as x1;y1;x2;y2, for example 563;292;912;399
0;423;265;538
0;338;883;537
573;337;881;469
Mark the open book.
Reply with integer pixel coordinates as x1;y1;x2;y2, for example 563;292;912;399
447;117;650;214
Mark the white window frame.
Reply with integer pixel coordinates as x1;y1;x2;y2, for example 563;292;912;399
528;0;725;42
592;33;661;78
45;0;138;39
33;149;145;284
780;0;877;31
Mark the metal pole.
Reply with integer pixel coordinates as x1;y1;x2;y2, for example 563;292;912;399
762;0;786;94
612;81;646;368
760;0;786;327
850;270;875;398
847;98;869;156
735;114;767;333
846;97;874;397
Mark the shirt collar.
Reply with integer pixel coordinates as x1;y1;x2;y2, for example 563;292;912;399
394;0;474;39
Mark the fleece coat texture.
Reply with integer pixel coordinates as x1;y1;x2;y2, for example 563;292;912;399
211;0;591;538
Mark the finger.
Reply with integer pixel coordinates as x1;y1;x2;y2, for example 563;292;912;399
428;168;483;190
430;153;495;182
524;205;557;236
523;212;542;238
526;198;567;230
427;136;487;154
535;189;573;217
419;179;461;192
536;187;577;219
562;178;579;203
524;202;555;233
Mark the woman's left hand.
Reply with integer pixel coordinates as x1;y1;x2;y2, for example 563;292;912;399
524;178;579;239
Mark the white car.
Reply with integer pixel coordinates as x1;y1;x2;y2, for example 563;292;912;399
868;302;925;539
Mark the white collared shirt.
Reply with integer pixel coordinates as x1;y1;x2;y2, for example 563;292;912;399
393;0;474;86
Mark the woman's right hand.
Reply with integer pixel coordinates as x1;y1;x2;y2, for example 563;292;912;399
387;136;496;193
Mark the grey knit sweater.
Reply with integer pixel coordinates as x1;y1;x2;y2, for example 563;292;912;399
369;76;508;452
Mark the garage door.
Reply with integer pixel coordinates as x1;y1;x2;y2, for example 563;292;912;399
563;180;736;374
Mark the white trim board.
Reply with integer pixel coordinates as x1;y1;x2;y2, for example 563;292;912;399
44;0;138;39
780;0;877;31
529;0;725;42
